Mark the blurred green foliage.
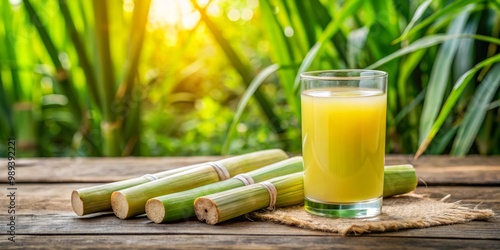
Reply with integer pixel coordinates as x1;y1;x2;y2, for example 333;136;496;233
0;0;499;157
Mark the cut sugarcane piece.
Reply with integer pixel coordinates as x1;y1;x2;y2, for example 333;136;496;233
111;149;288;219
71;163;202;216
146;157;303;223
195;172;303;224
383;164;418;197
195;164;417;224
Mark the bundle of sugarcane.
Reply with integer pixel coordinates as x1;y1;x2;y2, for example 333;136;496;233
111;149;288;219
195;164;418;225
146;157;303;223
72;163;203;216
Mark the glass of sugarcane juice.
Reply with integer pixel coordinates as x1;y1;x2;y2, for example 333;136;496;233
300;70;387;218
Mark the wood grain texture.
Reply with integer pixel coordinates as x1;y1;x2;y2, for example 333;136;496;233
0;156;498;249
1;155;499;184
1;235;498;249
1;184;498;214
4;213;498;239
0;156;220;182
0;184;497;239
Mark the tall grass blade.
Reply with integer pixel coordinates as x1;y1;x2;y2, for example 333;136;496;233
258;1;295;90
453;13;481;80
394;0;484;43
452;63;500;156
0;70;11;136
258;0;301;117
398;0;433;44
117;0;151;156
366;34;500;70
0;2;15;134
58;0;99;108
23;0;83;122
418;11;470;144
222;64;280;154
393;89;426;126
292;0;364;94
415;53;500;158
92;0;123;156
192;0;284;136
92;0;116;120
115;0;151;102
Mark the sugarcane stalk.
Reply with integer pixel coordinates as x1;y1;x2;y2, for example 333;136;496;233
111;149;288;219
195;164;418;224
72;163;204;216
146;157;303;223
383;164;419;197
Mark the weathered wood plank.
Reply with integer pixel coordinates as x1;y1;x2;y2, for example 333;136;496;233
3;184;499;214
1;156;498;248
1;156;220;183
4;214;498;239
2;155;500;184
1;235;497;249
1;184;497;239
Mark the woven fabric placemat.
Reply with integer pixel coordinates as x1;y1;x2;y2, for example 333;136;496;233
250;194;494;235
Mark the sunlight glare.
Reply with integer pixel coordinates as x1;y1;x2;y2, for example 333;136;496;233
227;8;240;21
148;0;200;30
123;0;134;12
9;0;22;5
241;8;253;21
284;26;294;37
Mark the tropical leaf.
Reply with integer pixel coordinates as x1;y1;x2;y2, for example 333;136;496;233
24;0;83;122
418;10;470;144
222;64;280;154
292;0;364;94
394;0;484;43
92;0;116;121
192;0;284;136
415;53;500;158
58;0;99;108
398;0;433;44
367;34;500;70
451;63;500;155
258;0;299;116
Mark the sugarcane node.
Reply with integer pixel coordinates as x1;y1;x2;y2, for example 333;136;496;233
111;191;129;219
71;190;84;216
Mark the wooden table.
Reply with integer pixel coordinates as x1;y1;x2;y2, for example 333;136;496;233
1;155;499;249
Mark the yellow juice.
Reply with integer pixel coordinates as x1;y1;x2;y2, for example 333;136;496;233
301;87;386;203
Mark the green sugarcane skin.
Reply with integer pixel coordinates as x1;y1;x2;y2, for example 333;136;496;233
197;165;417;224
248;157;303;183
200;173;303;223
74;149;287;216
114;149;289;218
383;164;418;197
219;149;289;176
217;184;271;223
76;177;146;215
273;173;304;207
115;165;221;218
154;179;244;222
150;157;303;223
73;163;204;216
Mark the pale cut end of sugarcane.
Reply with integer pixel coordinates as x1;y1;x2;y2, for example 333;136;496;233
194;198;219;225
71;190;84;216
145;199;166;224
111;191;130;220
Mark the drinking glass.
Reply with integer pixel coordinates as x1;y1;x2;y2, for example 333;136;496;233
301;69;387;218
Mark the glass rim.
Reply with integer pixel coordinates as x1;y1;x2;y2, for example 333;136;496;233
300;69;387;81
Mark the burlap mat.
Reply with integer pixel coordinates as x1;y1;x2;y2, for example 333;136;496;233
250;194;494;235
